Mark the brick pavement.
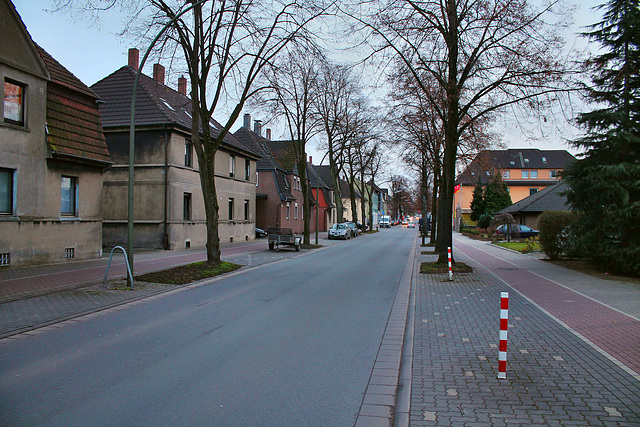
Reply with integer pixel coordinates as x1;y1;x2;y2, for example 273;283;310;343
409;237;640;426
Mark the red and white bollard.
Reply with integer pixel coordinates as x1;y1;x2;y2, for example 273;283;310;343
447;247;453;281
498;292;509;379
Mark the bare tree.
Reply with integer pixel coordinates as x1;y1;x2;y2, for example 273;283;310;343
57;0;331;264
260;46;323;245
313;62;361;223
351;0;577;262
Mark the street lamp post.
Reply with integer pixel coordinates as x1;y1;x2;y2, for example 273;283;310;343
314;151;330;245
126;0;207;287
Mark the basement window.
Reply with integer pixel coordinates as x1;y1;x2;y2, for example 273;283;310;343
0;253;9;266
64;248;75;259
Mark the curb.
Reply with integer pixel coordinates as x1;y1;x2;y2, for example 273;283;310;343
355;235;417;426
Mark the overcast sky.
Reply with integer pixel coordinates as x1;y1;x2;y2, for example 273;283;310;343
13;0;606;160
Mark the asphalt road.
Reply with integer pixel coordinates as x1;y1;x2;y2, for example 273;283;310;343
0;226;415;426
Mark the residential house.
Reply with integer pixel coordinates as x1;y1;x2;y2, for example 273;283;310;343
310;164;339;226
341;179;363;224
91;50;260;250
233;114;306;234
497;182;570;229
1;0;111;267
454;148;575;226
307;159;334;232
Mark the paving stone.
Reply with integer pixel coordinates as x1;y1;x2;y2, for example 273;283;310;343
409;237;640;425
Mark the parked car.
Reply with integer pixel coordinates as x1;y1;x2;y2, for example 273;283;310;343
344;222;359;237
328;223;350;240
402;220;408;227
407;221;416;229
494;224;539;240
379;215;391;228
255;227;267;238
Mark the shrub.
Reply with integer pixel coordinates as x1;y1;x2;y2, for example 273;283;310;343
538;211;577;260
477;214;492;230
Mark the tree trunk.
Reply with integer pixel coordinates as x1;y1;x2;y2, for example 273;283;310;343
436;0;459;264
199;157;221;263
299;153;311;245
329;156;343;223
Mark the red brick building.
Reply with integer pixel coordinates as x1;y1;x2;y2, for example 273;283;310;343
234;115;307;234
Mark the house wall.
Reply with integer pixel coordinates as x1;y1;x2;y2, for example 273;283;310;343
1;62;104;267
255;170;281;230
102;130;256;250
454;167;563;226
342;197;362;224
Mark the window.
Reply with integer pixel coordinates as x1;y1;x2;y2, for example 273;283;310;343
550;170;559;179
502;170;510;179
529;188;538;196
229;155;235;177
0;168;14;214
4;80;25;126
521;170;529;179
61;176;77;216
244;200;249;220
286;202;290;220
542;157;547;162
245;159;251;181
185;139;193;167
183;193;192;220
530;170;538;179
294;203;299;220
229;198;234;220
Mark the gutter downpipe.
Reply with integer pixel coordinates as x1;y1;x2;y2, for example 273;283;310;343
163;126;169;250
127;0;207;286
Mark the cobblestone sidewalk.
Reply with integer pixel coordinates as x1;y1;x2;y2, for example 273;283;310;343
410;249;640;426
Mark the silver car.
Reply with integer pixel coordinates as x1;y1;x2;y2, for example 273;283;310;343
328;223;350;240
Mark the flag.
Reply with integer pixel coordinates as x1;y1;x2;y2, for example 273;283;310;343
454;184;461;193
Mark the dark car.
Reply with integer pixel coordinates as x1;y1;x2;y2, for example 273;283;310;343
494;224;539;240
255;227;267;238
344;222;359;237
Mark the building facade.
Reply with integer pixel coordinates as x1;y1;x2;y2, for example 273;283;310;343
1;0;111;267
454;148;575;226
92;50;260;250
234;115;306;234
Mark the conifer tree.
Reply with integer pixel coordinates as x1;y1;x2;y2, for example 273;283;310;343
484;172;512;215
469;180;486;222
563;0;640;274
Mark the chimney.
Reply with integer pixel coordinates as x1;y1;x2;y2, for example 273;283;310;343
254;120;262;136
153;63;165;85
266;128;271;140
128;48;139;70
309;156;313;164
178;76;187;95
243;113;251;129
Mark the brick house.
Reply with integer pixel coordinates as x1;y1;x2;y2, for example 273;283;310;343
92;50;260;250
307;160;334;232
1;0;111;267
454;148;575;226
233;114;307;234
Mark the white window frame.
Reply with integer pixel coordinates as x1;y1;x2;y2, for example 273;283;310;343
61;176;78;217
229;155;236;178
521;170;529;179
3;79;26;126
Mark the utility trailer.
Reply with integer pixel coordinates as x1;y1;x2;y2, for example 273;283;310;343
267;227;301;252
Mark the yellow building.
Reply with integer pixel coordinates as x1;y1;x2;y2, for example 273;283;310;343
454;149;575;227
